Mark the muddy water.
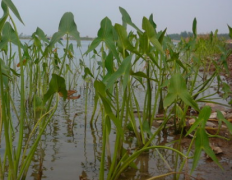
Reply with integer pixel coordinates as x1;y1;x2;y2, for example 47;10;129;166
23;86;232;180
4;40;232;180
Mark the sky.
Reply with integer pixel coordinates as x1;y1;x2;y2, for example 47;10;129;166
9;0;232;37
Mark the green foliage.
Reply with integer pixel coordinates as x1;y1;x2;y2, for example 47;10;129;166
82;67;94;79
186;106;222;173
192;18;197;38
105;54;132;91
114;23;135;53
149;14;157;30
217;111;232;134
0;59;10;86
163;73;199;111
0;2;9;38
0;22;20;49
2;0;24;24
142;17;164;55
119;6;141;32
228;24;232;39
94;80;122;133
221;82;232;99
43;74;67;103
84;17;120;61
32;27;49;43
44;12;80;56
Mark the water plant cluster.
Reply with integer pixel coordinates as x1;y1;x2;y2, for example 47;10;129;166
0;0;232;179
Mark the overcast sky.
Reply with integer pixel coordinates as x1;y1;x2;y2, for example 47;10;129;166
12;0;232;37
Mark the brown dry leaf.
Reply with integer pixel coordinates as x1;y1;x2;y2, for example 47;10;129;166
53;48;57;53
67;90;77;96
165;49;170;56
210;144;223;154
67;95;81;100
209;111;226;119
79;176;88;180
213;147;223;154
156;114;164;118
59;90;77;97
58;92;63;97
228;118;232;122
59;90;80;100
188;118;195;125
17;59;27;67
205;103;227;112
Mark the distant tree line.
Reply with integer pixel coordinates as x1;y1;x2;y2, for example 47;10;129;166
167;31;230;40
19;31;229;41
19;33;94;41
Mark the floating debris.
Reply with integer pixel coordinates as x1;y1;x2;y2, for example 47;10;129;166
209;111;226;119
59;90;81;100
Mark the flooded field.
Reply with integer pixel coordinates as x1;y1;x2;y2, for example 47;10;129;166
1;8;232;179
1;40;230;180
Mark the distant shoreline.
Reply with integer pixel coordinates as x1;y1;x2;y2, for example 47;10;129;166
19;37;95;41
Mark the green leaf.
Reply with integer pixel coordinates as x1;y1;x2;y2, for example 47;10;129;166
65;64;73;74
84;17;120;62
94;80;122;134
221;82;232;99
130;71;148;79
0;2;9;38
186;106;211;136
59;12;80;44
82;67;94;79
175;59;187;72
43;74;67;103
94;80;107;97
10;68;20;76
0;22;20;49
114;23;135;52
176;104;184;118
105;37;121;62
121;148;138;169
187;106;222;173
44;12;80;56
163;93;176;109
158;28;167;44
105;55;132;90
191;132;202;173
105;116;111;135
84;37;101;55
97;17;113;39
179;91;199;111
2;0;24;24
33;95;45;112
119;7;141;33
142;17;156;39
192;127;222;173
228;24;232;39
163;73;199;111
192;18;197;38
147;52;160;68
149;14;157;30
139;32;149;54
142;120;152;136
0;59;11;86
217;111;232;134
105;51;114;74
35;27;49;43
142;17;164;55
